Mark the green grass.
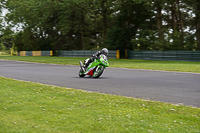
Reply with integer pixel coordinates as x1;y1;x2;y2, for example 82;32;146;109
0;76;199;133
0;55;200;73
0;55;200;132
0;51;10;55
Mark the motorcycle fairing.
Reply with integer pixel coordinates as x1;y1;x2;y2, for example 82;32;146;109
84;66;96;75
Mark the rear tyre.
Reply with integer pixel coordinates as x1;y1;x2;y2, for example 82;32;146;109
79;69;85;77
93;66;104;78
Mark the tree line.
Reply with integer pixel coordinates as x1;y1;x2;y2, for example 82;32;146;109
0;0;200;51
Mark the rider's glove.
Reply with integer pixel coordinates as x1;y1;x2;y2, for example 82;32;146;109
95;56;100;59
93;55;99;59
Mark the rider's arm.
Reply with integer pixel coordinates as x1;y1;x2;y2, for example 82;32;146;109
92;51;102;57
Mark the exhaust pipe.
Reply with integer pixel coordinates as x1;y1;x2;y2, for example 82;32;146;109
79;61;85;71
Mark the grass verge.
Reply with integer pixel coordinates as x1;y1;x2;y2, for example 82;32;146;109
0;56;200;73
0;76;200;133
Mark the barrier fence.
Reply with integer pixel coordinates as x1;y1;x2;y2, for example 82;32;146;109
17;50;118;59
17;51;53;56
16;50;200;61
57;50;117;59
128;50;200;62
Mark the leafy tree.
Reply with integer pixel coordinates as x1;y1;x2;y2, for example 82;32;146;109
106;0;153;51
194;0;200;50
0;42;6;51
0;0;199;51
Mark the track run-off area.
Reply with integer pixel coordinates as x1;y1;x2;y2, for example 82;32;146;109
0;60;200;107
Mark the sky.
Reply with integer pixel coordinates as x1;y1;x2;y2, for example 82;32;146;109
1;6;9;16
0;8;9;30
1;8;23;33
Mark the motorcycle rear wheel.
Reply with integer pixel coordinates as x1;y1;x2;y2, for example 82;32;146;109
79;69;85;77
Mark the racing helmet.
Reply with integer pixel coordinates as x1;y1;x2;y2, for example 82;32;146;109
101;48;108;55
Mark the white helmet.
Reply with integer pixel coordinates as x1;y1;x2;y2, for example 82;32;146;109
101;48;108;55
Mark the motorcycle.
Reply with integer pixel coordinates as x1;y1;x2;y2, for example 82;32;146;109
79;54;109;78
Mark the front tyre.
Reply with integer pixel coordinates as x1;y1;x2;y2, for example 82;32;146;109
93;65;104;78
79;69;85;77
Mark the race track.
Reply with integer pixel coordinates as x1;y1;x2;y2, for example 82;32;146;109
1;60;200;107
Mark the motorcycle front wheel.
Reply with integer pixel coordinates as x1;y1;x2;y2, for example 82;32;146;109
93;65;104;78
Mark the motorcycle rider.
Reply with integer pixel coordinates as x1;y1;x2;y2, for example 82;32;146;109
84;48;109;70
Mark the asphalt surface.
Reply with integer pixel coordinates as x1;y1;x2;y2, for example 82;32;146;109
1;60;200;107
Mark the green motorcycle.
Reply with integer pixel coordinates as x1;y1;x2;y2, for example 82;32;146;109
79;54;109;78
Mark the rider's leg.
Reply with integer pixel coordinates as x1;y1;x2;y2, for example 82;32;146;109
84;57;94;69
